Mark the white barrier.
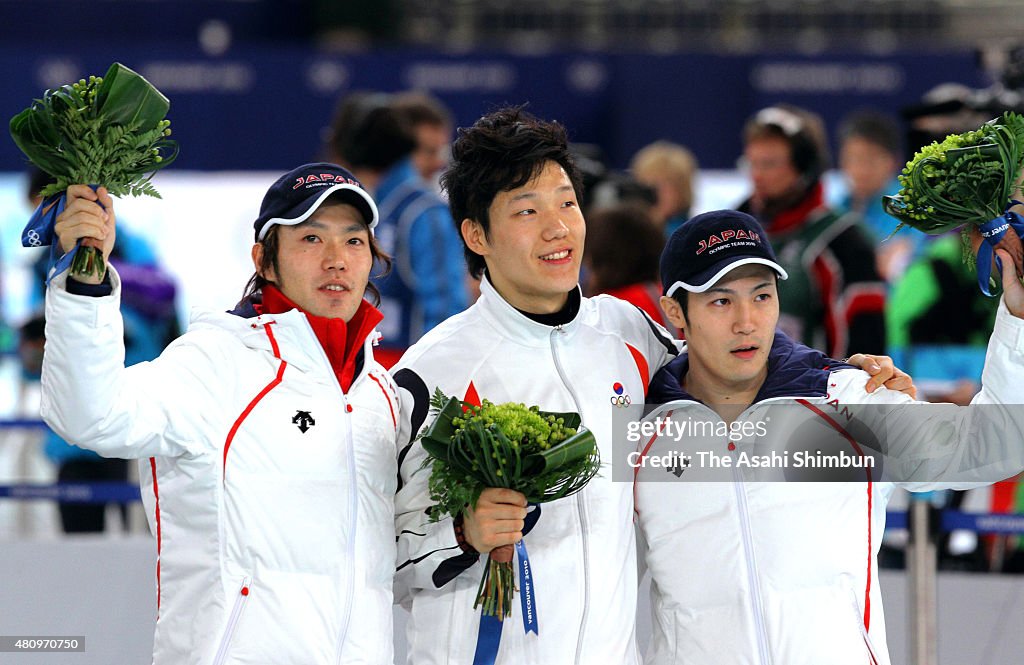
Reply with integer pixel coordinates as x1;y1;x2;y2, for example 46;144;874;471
0;535;1023;665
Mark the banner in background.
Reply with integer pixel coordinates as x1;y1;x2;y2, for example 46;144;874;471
0;49;984;171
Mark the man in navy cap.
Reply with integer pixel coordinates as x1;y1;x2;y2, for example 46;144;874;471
40;164;402;664
633;209;1024;665
391;108;917;665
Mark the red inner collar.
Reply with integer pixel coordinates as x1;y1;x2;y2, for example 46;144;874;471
260;284;382;392
762;182;826;235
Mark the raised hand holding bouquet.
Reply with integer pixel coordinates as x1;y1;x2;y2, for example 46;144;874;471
882;112;1024;295
10;62;178;281
419;389;600;635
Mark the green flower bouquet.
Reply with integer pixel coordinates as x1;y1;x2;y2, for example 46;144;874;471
882;112;1024;295
419;389;600;621
11;62;178;280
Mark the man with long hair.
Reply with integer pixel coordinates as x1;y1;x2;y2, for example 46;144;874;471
40;163;401;664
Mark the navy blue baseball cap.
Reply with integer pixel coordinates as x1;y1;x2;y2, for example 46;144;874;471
254;162;379;241
661;210;788;296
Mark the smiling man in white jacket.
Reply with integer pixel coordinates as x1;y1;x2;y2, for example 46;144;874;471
633;209;1024;665
392;109;912;665
40;164;401;665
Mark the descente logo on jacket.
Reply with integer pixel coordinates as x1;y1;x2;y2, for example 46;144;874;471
292;410;315;433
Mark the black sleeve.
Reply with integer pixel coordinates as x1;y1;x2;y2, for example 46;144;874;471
66;273;114;297
827;223;887;357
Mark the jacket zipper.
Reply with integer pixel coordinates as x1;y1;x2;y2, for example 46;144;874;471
212;576;252;665
550;326;590;665
301;317;358;663
732;459;773;665
333;392;358;664
733;402;790;665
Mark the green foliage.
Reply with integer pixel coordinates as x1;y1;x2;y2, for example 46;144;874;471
420;389;601;523
419;388;602;620
9;62;178;199
882;113;1024;244
9;62;178;279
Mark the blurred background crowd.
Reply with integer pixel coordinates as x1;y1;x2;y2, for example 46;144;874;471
1;0;1024;574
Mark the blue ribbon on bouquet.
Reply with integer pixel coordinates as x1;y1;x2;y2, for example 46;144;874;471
516;539;538;635
472;504;542;665
22;185;103;284
976;201;1024;297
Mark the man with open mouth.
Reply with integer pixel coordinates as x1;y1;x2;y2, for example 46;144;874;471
634;209;1024;665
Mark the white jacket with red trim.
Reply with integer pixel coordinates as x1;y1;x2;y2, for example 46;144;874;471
40;268;400;665
392;276;682;665
633;299;1024;665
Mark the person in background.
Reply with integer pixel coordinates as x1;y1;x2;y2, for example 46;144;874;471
29;311;131;533
738;104;887;359
835;110;924;282
391;91;482;304
583;202;678;335
885;232;1005;570
24;167;181;533
887;236;1000;402
392;91;455;184
40;163;401;664
328;92;468;367
629;140;698;237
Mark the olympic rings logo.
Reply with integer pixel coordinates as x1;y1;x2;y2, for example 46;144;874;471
610;394;632;407
25;230;42;247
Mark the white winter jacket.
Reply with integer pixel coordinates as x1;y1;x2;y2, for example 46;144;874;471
393;277;681;665
633;299;1024;665
40;268;400;665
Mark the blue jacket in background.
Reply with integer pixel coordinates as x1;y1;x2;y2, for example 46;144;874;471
372;158;468;351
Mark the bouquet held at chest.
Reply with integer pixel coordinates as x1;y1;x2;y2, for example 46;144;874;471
883;112;1024;295
419;389;601;620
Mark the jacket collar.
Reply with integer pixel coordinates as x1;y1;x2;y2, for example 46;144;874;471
647;330;852;405
220;289;383;385
475;274;585;347
260;285;383;392
739;181;826;236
